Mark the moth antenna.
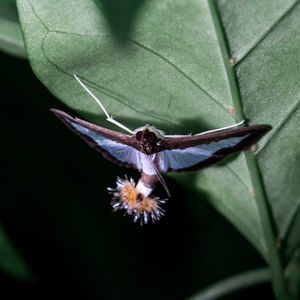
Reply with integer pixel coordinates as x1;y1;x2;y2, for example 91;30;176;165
196;120;245;136
148;156;171;197
73;74;134;134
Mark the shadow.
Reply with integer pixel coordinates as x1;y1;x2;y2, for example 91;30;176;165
93;0;147;44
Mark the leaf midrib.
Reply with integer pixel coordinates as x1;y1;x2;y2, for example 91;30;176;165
208;0;292;297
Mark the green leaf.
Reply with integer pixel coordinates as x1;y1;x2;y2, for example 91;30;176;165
187;268;271;300
286;249;300;299
0;224;33;280
0;0;26;58
16;0;300;297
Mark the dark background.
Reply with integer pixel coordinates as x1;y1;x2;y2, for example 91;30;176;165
0;51;273;299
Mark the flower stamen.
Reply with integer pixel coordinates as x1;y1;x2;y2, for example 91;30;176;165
108;176;166;225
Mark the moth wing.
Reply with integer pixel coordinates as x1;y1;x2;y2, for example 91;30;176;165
51;109;142;170
157;126;270;173
72;127;143;170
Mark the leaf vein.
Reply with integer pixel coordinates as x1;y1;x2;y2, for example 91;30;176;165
27;0;181;128
236;0;300;65
39;33;179;127
129;38;232;118
27;1;234;125
77;76;180;126
28;0;49;31
257;99;300;154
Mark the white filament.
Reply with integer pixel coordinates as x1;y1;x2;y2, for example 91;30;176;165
74;74;133;134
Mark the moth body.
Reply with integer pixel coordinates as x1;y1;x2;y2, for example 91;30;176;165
138;153;157;175
136;179;154;198
136;172;159;197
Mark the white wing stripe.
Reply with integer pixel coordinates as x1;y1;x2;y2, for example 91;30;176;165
67;120;145;170
158;135;249;171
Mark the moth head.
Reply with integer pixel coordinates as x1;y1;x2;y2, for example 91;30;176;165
133;124;165;139
135;127;162;154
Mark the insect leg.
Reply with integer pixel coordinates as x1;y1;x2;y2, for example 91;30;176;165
148;155;171;197
74;74;134;134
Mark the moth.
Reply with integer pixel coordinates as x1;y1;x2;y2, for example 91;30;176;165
51;75;270;224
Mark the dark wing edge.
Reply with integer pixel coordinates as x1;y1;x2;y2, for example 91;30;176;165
50;109;138;169
162;125;271;151
165;125;271;173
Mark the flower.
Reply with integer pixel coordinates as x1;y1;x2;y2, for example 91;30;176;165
108;176;166;225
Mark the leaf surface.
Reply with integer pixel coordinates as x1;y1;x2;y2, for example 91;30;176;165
17;0;300;262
